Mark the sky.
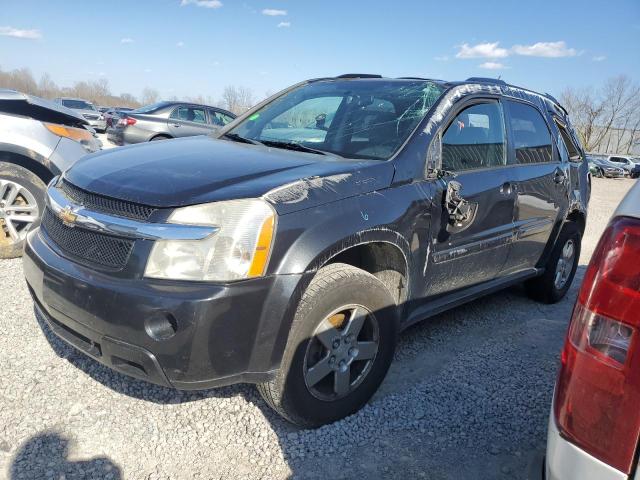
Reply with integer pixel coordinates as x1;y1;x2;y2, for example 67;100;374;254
1;0;639;102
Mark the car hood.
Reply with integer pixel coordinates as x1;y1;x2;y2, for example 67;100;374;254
63;135;395;214
0;89;88;127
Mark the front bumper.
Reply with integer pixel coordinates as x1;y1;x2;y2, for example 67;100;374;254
23;228;305;390
544;414;627;480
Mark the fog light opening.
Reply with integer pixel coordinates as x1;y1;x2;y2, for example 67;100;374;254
145;313;179;341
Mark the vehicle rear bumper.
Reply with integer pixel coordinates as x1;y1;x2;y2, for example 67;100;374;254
23;228;306;390
545;413;627;480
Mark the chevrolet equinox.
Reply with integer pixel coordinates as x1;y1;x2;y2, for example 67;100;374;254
23;75;589;427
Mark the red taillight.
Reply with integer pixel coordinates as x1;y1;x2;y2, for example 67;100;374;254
118;117;136;126
554;216;640;473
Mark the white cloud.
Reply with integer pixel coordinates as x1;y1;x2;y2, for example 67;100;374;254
511;41;577;58
592;55;606;62
121;37;134;44
0;26;41;39
277;21;291;28
456;42;509;59
434;55;449;61
180;0;223;8
479;62;508;70
177;41;185;47
262;8;287;16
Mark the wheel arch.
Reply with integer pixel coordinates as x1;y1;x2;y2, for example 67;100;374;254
149;133;173;141
0;149;54;185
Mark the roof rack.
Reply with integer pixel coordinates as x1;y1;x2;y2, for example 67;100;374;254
336;73;383;79
465;77;507;86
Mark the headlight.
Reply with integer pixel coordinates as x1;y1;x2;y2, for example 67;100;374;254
44;122;94;143
144;199;276;282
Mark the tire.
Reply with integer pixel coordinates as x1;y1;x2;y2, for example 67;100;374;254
595;168;603;178
0;162;46;259
525;222;581;304
150;135;170;142
257;263;397;428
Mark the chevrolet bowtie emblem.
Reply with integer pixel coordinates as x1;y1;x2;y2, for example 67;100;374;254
58;206;78;226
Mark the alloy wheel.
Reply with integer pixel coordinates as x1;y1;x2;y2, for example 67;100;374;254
303;304;379;401
0;179;39;247
554;239;575;290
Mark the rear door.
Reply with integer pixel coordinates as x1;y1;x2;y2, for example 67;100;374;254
168;105;211;137
501;100;566;274
425;98;517;296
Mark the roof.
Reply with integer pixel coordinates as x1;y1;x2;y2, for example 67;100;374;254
315;74;566;113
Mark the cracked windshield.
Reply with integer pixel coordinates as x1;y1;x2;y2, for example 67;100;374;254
229;80;444;159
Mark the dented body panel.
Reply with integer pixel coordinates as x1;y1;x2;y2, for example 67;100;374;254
24;77;589;389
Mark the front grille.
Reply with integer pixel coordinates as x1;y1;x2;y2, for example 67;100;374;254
41;209;134;270
59;180;156;221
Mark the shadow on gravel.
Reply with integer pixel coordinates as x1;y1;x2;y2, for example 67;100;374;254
9;432;121;479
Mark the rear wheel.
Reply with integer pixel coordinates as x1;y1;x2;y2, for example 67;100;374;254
525;222;580;304
150;135;171;141
0;162;46;259
257;263;397;427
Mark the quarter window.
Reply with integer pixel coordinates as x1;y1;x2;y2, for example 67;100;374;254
171;106;207;124
209;110;234;126
441;102;506;171
507;101;553;164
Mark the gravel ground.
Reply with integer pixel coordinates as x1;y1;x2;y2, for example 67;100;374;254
0;177;635;480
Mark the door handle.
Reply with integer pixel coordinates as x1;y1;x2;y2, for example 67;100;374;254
171;123;181;127
553;169;566;184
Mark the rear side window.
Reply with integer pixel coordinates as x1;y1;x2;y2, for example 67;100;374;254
209;110;234;126
507;101;553;164
171;106;207;124
556;122;582;162
441;102;506;171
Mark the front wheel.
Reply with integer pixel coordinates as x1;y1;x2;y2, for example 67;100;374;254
257;263;397;428
0;162;46;259
525;222;581;304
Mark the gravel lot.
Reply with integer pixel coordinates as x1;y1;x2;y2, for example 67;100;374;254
0;177;635;480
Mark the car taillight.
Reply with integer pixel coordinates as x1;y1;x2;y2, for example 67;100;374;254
118;117;136;126
554;216;640;473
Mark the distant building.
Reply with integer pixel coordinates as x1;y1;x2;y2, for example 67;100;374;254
585;126;640;155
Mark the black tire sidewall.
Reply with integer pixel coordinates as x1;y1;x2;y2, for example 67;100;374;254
0;162;46;258
280;269;397;427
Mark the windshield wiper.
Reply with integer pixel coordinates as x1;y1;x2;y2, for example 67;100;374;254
222;132;259;145
260;140;328;156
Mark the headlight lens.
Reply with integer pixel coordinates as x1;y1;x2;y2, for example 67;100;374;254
144;199;276;281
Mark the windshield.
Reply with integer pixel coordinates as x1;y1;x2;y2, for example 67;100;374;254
227;79;444;160
62;99;95;110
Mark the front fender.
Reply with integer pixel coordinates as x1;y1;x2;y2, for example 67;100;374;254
269;189;413;277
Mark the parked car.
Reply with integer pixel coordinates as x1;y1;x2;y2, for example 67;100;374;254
106;101;235;145
53;97;107;133
104;107;134;129
543;180;639;480
606;154;640;178
587;156;626;178
24;75;589;427
0;89;100;258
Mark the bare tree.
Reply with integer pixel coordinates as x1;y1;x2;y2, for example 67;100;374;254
140;87;160;106
222;86;254;114
560;75;640;154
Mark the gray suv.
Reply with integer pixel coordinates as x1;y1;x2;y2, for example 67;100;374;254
0;90;100;258
53;97;107;132
24;75;589;427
